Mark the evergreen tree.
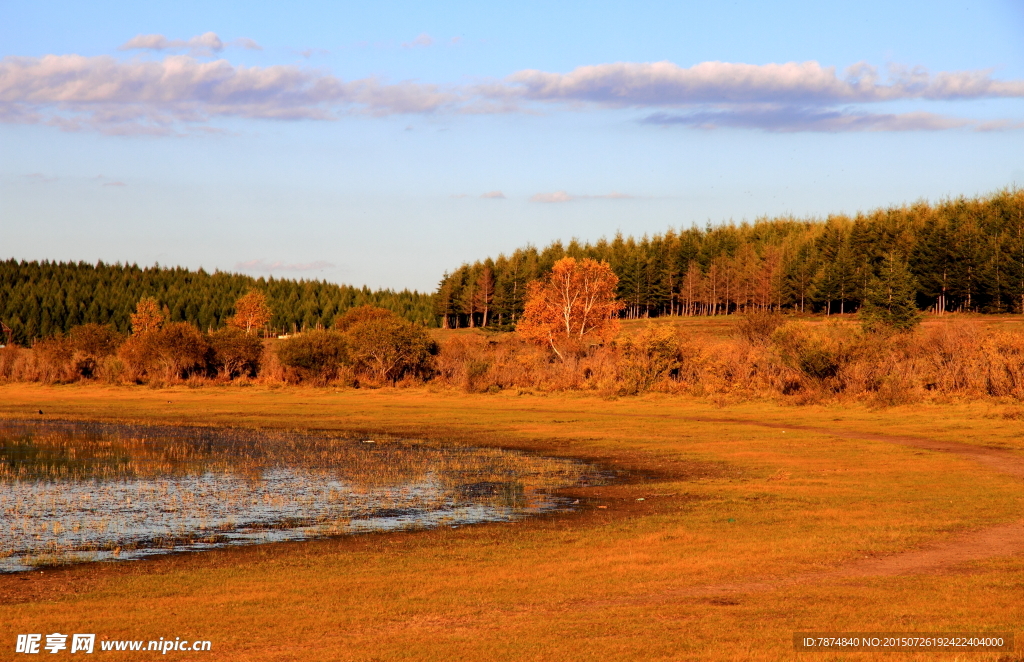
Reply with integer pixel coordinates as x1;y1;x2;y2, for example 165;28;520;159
860;252;922;331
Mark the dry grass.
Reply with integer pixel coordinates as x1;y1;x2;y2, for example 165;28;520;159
0;385;1021;660
12;313;1024;408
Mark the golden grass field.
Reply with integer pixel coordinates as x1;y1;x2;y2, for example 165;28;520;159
1;381;1023;661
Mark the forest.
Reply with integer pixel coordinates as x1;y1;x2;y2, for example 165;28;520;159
0;260;436;345
434;189;1024;328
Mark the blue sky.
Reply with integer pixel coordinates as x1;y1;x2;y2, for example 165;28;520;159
2;1;1023;290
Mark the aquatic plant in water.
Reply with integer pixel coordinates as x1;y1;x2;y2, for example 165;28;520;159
0;420;601;572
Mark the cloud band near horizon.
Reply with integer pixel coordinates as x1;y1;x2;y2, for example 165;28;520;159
1;37;1021;134
235;259;336;272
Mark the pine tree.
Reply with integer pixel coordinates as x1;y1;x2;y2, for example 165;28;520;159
860;252;922;331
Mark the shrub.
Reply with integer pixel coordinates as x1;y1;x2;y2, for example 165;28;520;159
209;327;264;379
616;326;683;395
118;333;158;382
334;305;396;332
32;336;75;382
736;310;785;345
342;309;435;384
118;323;210;382
69;323;122;358
275;330;348;384
69;324;123;378
151;323;211;381
770;322;856;391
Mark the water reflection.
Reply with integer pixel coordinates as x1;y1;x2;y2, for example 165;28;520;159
0;420;599;572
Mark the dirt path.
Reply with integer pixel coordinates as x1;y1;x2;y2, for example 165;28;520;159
679;418;1024;597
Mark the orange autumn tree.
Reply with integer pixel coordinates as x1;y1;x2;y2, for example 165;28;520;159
517;257;621;358
228;291;273;335
129;297;164;335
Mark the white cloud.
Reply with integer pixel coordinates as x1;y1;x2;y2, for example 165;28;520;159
402;33;434;49
232;38;263;51
235;259;335;272
480;191;506;199
120;32;230;56
530;190;634;202
21;172;57;183
0;54;458;134
3;49;1022;134
495;60;1024;132
296;48;329;59
642;107;973;132
976;119;1024;132
504;60;1024;107
531;191;574;203
588;192;633;199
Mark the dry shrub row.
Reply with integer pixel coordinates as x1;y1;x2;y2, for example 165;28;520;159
0;307;434;389
5;314;1024;404
430;317;1024;404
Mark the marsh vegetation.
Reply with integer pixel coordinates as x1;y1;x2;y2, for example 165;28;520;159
0;420;600;572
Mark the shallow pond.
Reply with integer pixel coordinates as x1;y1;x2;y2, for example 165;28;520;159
0;420;603;572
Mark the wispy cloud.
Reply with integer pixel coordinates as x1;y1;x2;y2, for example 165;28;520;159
531;191;574;203
295;47;330;59
504;61;1024;106
102;181;126;187
402;33;434;49
3;47;1023;134
642;107;971;132
232;38;263;51
498;60;1024;132
21;172;57;183
530;190;634;202
480;190;506;199
235;259;335;272
0;54;458;134
976;119;1024;132
119;32;260;57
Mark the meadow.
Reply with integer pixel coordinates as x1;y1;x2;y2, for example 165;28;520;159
0;376;1022;661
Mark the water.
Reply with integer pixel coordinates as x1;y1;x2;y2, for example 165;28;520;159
0;420;601;572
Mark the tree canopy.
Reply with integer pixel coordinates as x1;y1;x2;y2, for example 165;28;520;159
435;188;1024;326
0;260;435;344
517;257;620;357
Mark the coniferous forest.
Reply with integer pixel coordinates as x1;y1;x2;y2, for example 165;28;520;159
6;189;1024;345
0;260;435;345
434;189;1024;328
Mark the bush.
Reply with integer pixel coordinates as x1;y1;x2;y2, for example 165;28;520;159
342;309;435;384
69;323;123;378
152;323;211;381
209;327;264;379
275;330;348;384
118;323;210;382
32;336;75;382
770;323;855;390
616;326;683;395
334;305;396;332
736;310;785;345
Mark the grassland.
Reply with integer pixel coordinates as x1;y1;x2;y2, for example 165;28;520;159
1;383;1023;661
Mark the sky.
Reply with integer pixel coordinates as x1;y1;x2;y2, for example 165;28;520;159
2;0;1023;291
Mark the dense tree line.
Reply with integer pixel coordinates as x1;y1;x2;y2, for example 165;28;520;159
435;189;1024;327
0;260;435;345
